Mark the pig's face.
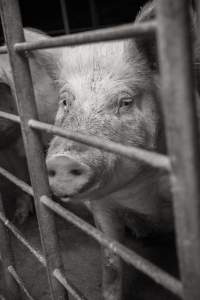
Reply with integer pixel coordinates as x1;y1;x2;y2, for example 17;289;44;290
46;40;160;201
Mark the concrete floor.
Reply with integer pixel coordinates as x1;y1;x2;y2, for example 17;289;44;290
0;202;179;300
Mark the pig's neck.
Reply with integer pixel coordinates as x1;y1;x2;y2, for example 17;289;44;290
88;167;173;238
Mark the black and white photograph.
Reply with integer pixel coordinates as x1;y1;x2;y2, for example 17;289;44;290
0;1;199;299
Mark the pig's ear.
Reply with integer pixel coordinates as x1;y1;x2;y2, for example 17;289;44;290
128;1;158;70
0;31;59;126
132;1;196;70
0;29;60;84
24;29;61;80
135;1;156;23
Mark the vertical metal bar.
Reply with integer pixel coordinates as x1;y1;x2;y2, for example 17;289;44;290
195;0;200;34
88;0;99;28
0;193;21;300
0;1;68;299
157;1;200;299
59;0;70;34
194;0;200;96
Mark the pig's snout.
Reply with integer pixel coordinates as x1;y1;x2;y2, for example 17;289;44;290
46;154;93;197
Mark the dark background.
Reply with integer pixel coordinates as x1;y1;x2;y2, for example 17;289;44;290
2;0;148;38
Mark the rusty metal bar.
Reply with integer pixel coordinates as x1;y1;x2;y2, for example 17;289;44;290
0;166;33;196
0;212;87;300
7;266;35;300
88;0;99;28
29;119;171;170
59;0;70;34
157;1;200;300
0;193;21;300
41;195;183;298
14;21;156;52
0;0;68;299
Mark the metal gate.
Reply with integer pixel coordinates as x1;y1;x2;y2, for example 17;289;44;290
0;0;200;299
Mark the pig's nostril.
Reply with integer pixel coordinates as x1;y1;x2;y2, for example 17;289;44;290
48;169;56;177
70;169;83;176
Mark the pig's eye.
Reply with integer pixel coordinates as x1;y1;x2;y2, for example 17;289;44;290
118;97;134;112
62;100;67;106
60;99;67;110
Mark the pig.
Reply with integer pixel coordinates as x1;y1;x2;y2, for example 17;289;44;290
42;2;181;299
0;29;59;222
43;1;200;298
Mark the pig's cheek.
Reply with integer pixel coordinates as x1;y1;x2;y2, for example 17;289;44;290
89;163;138;197
81;154;116;193
111;158;141;186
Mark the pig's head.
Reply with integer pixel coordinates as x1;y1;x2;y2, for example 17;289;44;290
46;2;163;201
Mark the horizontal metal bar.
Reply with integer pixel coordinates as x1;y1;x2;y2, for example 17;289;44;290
14;21;156;52
7;266;35;300
29;119;171;170
0;211;87;300
0;111;170;170
0;22;141;55
0;23;136;55
0;45;7;54
0;111;20;123
41;195;183;298
0;166;33;196
0;112;171;170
